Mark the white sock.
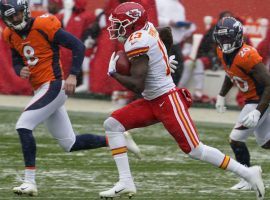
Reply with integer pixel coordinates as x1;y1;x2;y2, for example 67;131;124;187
25;168;36;184
107;131;132;181
196;144;251;180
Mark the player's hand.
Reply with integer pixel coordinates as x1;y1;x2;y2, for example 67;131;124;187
215;94;226;113
240;109;261;128
108;52;119;76
20;66;30;79
84;36;95;49
169;55;178;73
64;74;77;95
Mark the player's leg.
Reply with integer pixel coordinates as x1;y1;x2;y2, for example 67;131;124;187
160;89;264;199
13;80;66;196
100;99;157;198
254;106;270;149
45;105;106;152
229;104;256;190
44;105;141;158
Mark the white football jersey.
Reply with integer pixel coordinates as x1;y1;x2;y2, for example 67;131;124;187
124;22;175;100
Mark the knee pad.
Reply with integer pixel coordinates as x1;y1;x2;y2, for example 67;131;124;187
103;117;125;133
188;142;205;160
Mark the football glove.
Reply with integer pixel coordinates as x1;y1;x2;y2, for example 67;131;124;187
108;52;119;76
215;94;226;113
169;55;178;73
240;109;261;128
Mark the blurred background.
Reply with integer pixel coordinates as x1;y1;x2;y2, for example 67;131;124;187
0;0;269;110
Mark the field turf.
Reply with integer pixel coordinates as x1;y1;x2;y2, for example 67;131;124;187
0;107;269;200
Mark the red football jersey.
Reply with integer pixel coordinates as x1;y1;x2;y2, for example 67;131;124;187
217;44;263;101
3;14;63;90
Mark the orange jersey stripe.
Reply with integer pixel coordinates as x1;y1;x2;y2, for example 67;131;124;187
127;47;149;58
157;40;170;75
111;146;127;156
171;92;199;147
219;155;231;170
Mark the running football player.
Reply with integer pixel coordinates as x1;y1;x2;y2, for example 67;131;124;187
0;0;140;196
99;2;265;200
214;17;270;191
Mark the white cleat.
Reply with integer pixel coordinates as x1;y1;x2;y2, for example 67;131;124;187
230;178;252;190
13;181;38;196
246;166;265;200
124;131;142;159
99;181;136;199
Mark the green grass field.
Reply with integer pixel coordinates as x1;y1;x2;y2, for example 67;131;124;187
0;107;269;200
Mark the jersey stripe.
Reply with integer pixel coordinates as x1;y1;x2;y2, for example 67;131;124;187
174;92;200;143
126;47;149;58
171;92;199;147
157;40;170;75
25;80;62;111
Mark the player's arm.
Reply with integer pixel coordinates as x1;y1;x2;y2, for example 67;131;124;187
53;29;86;94
11;49;30;79
11;49;24;76
54;29;85;76
111;55;149;94
249;63;270;113
219;75;234;97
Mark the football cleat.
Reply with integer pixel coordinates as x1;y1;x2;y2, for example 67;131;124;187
124;131;142;159
99;181;136;199
246;166;265;200
230;178;252;190
13;181;38;196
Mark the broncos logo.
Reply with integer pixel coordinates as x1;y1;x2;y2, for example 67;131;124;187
17;0;27;5
126;9;142;19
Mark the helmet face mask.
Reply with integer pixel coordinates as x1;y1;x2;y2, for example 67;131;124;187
213;17;243;54
107;2;147;42
0;0;30;31
107;15;131;40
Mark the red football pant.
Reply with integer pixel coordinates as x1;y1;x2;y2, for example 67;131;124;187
111;88;200;153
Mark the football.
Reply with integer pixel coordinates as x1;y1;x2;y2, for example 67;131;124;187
115;50;131;75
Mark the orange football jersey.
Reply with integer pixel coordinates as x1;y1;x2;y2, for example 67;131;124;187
3;14;63;90
217;44;263;101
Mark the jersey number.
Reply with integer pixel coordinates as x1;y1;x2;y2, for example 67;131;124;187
232;76;249;92
23;45;39;66
239;47;251;57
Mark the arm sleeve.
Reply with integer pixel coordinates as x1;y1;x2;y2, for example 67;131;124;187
11;48;24;76
53;29;86;76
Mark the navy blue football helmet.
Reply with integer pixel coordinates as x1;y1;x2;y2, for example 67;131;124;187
213;17;243;54
0;0;30;30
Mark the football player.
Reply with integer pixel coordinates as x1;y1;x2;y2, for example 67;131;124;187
99;2;265;200
214;17;270;191
0;0;140;196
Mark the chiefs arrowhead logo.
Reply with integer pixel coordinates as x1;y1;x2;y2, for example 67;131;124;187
126;9;142;19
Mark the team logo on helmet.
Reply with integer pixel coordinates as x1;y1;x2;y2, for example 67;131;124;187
233;21;242;30
17;0;27;5
126;9;141;19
